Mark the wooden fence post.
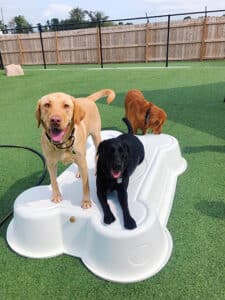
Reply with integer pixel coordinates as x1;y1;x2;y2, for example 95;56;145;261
17;35;24;65
54;31;60;64
145;23;150;62
96;26;101;64
200;16;208;61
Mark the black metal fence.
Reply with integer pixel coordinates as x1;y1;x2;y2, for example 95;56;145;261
1;8;225;69
0;51;3;69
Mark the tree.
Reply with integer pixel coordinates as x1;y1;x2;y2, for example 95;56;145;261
50;18;60;27
44;18;61;31
12;15;33;33
58;7;89;29
118;21;133;25
42;7;114;30
85;10;109;22
69;7;86;23
0;21;4;31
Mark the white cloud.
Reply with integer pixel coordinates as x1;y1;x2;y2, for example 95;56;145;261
143;0;225;13
43;3;73;19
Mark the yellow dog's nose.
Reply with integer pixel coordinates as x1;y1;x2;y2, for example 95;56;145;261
50;115;61;126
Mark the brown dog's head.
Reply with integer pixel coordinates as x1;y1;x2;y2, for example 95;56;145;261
145;102;167;134
125;89;167;135
35;92;85;143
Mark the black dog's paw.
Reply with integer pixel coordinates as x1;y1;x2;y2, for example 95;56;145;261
124;217;137;230
104;213;116;225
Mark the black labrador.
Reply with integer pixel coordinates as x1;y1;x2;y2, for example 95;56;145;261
96;118;145;229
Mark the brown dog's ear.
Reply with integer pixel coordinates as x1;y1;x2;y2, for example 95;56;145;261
72;98;85;125
35;101;41;128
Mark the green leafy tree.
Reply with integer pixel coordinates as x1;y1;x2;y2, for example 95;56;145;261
84;10;115;27
118;21;133;25
43;7;114;30
85;10;109;22
50;18;60;27
0;21;4;31
69;7;86;23
44;18;61;31
13;15;33;33
58;7;88;29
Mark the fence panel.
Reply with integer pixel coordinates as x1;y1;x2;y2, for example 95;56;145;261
0;15;224;66
147;21;168;61
56;28;99;64
169;18;203;61
205;16;225;59
101;24;146;63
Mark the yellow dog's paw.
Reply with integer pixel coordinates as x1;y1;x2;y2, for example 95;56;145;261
52;194;62;203
81;200;92;209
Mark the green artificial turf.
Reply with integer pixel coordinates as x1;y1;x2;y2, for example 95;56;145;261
0;61;224;299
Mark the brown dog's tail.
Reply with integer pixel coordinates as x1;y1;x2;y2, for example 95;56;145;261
87;89;115;104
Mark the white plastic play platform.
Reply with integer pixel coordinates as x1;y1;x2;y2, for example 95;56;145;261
7;131;187;283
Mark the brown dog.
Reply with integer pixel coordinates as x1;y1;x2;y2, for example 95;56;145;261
36;89;115;208
124;89;167;134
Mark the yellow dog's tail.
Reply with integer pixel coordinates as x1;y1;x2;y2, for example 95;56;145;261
87;89;115;104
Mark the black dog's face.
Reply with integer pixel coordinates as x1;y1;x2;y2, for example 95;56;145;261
97;139;129;179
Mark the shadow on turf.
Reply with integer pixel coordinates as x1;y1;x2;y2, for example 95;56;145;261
195;201;225;220
111;82;225;140
102;126;120;132
144;82;225;140
183;145;225;154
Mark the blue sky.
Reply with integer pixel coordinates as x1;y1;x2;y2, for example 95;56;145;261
1;0;225;26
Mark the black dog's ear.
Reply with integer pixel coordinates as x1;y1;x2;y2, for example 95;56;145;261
97;140;107;156
122;141;130;157
121;142;130;175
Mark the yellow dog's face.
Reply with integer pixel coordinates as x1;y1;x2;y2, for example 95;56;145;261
35;92;85;143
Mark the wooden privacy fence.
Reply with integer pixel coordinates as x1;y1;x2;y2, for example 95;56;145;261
0;16;225;66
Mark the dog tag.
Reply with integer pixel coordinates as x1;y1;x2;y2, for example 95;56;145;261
117;178;123;184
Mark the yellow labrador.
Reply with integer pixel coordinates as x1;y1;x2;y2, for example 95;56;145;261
35;89;115;208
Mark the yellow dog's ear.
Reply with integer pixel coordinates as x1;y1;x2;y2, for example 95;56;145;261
72;97;85;125
35;101;41;128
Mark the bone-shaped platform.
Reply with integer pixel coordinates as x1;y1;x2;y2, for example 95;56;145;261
7;131;187;283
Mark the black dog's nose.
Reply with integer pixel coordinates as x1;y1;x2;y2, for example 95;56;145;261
113;162;121;170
